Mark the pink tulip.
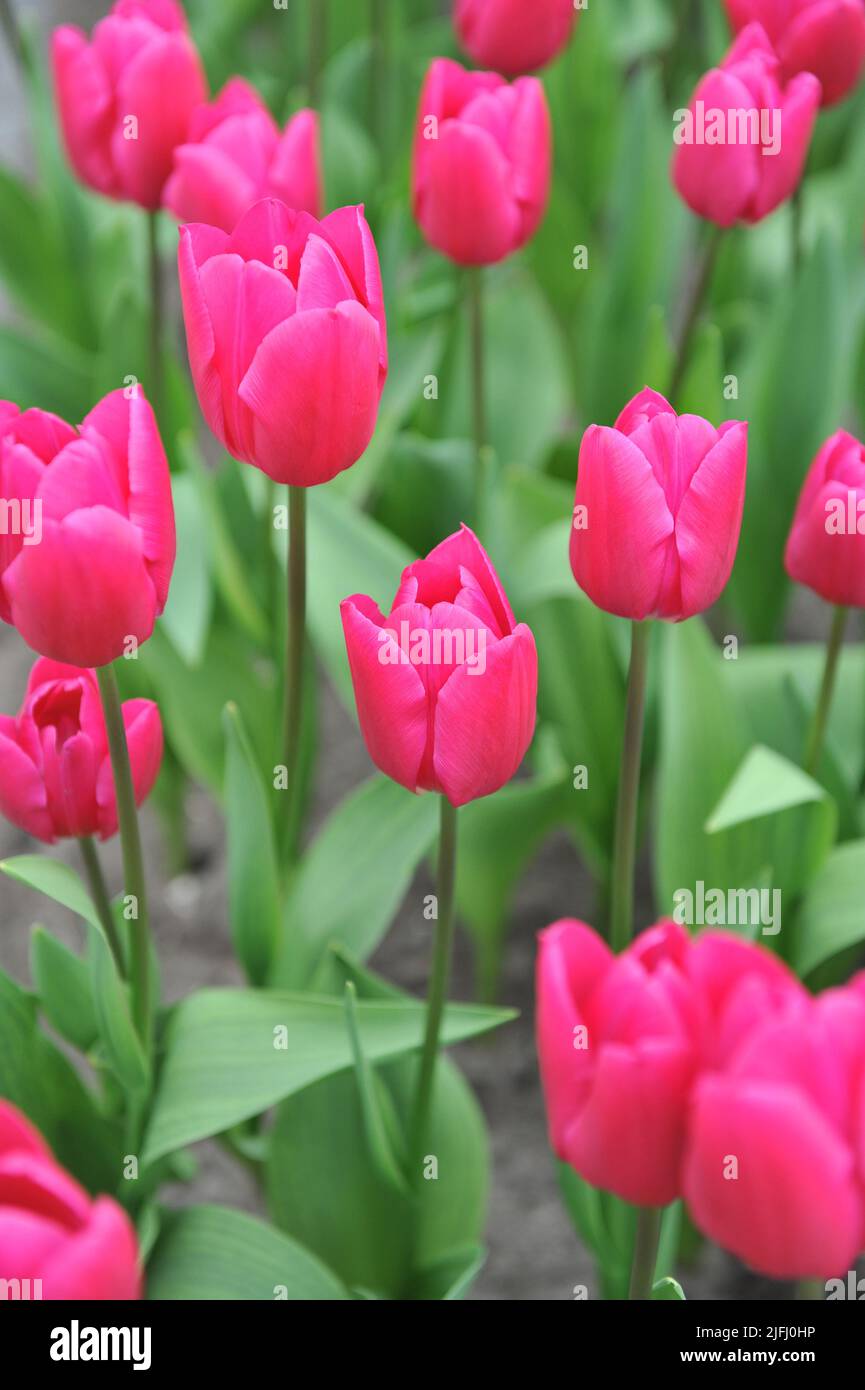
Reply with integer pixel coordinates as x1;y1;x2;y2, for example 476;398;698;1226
725;0;865;105
536;920;801;1207
0;658;162;843
412;58;551;266
52;0;207;210
164;77;322;232
569;388;747;621
178;198;387;487
454;0;578;75
0;389;175;669
0;1101;141;1299
784;430;865;606
684;981;865;1277
672;24;820;226
340;525;537;807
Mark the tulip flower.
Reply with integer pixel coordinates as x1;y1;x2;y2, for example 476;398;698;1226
569;388;748;623
454;0;578;76
164;77;322;232
785;430;865;772
412;57;551;266
51;0;207;210
340;524;537;808
178;198;387;487
536;919;803;1208
0;658;162;843
0;389;175;669
0;1101;141;1299
684;982;865;1278
672;24;820;227
725;0;865;106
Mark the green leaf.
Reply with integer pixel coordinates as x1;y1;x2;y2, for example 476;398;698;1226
405;1245;487;1301
343;983;410;1196
652;1276;686;1300
0;323;94;423
792;841;865;978
143;988;514;1164
0;967;123;1194
145;1205;349;1300
30;927;98;1054
1;855;107;940
159;473;213;666
87;927;149;1094
270;776;438;987
223;704;281;985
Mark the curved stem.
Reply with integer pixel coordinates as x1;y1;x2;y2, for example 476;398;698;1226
147;211;163;423
629;1206;661;1300
468;267;487;527
407;797;458;1186
96;665;152;1054
281;485;307;857
78;836;125;977
668;225;723;406
610;621;651;954
804;605;847;777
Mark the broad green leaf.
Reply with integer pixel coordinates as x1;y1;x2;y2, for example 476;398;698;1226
0;967;123;1194
0;323;94;421
30;927;98;1054
652;1276;687;1300
159;473;213;666
143;988;514;1163
792;841;865;978
1;856;106;939
342;983;409;1196
223;704;281;985
270;776;438;987
87;927;149;1094
146;1205;349;1300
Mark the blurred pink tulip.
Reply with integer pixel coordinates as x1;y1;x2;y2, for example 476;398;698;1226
0;390;175;668
178;198;387;486
0;1101;141;1299
536;920;803;1207
672;24;820;226
725;0;865;105
684;982;865;1277
454;0;578;74
784;430;865;606
0;658;162;843
569;388;747;621
412;57;551;265
341;525;537;807
52;0;207;210
164;77;322;231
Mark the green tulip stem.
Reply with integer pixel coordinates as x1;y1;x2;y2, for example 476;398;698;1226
96;664;152;1054
668;224;724;407
629;1206;662;1300
610;620;651;954
78;836;126;977
370;0;388;155
309;0;326;108
804;604;848;777
407;797;459;1190
147;210;164;424
468;266;488;528
281;485;307;857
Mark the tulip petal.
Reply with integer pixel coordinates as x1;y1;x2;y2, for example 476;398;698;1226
672;69;761;227
110;31;207;208
673;419;747;618
95;698;163;838
782;0;865;105
40;1196;142;1300
0;1102;54;1161
164;141;258;231
0;722;54;842
269;108;322;219
749;71;819;222
415;118;520;265
340;596;429;794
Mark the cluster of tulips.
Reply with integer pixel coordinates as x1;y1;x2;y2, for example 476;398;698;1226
1;0;864;1302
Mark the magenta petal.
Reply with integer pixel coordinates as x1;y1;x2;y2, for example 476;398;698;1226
673;419;747;618
432;623;537;806
111;31;207;208
269;108;322;219
340;597;429;794
40;1197;142;1300
95;698;162;838
672;69;761;227
749;71;819;222
0;726;53;840
416;119;520;266
239;300;381;486
164;141;257;231
782;0;865;105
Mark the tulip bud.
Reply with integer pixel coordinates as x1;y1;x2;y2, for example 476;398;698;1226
684;984;865;1278
340;525;537;807
784;430;865;606
164;77;322;232
569;387;747;622
725;0;865;106
0;659;162;843
52;0;207;210
0;1101;142;1299
178;198;388;487
454;0;578;75
672;24;820;227
536;920;803;1207
412;57;551;266
0;390;175;668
